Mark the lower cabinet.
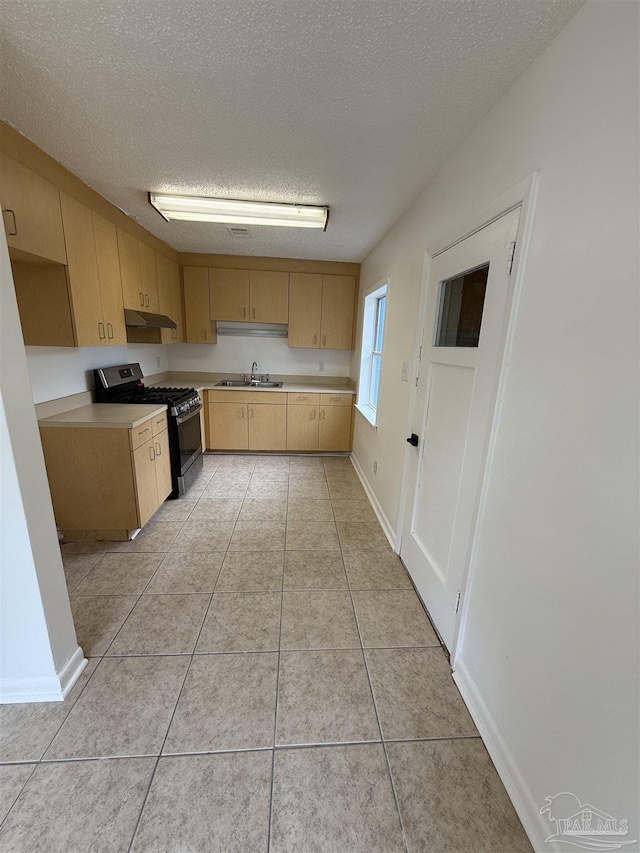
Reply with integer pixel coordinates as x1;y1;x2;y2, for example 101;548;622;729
319;405;352;451
249;403;286;451
39;414;171;539
208;402;249;450
287;404;319;451
207;393;287;451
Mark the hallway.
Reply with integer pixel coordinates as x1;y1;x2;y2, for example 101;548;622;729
0;454;531;852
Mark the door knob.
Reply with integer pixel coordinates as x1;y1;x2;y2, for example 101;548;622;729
407;434;419;447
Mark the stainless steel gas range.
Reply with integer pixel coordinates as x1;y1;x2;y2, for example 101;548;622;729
94;363;203;497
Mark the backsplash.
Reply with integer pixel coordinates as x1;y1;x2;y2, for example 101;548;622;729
167;336;352;378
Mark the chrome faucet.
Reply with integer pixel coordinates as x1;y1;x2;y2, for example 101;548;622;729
250;362;259;384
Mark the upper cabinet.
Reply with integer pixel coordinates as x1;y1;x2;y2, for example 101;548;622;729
138;241;159;312
249;270;289;323
157;253;184;343
92;212;127;346
209;268;250;321
289;273;356;350
117;228;143;310
0;151;67;264
184;266;216;344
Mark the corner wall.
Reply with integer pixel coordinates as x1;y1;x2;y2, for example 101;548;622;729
351;1;639;846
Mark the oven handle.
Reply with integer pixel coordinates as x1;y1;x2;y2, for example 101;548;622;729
175;404;202;425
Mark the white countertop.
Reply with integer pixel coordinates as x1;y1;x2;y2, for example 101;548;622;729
151;376;355;395
38;403;168;430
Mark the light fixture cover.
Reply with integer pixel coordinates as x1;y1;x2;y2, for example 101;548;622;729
149;193;328;230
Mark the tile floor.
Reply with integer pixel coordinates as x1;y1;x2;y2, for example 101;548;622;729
0;454;533;852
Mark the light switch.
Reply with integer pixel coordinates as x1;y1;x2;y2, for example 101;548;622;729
401;361;409;382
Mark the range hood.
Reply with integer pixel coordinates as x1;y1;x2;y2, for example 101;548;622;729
124;309;177;330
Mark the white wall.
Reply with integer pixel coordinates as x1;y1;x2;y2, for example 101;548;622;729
168;336;352;377
0;231;84;702
351;2;639;848
25;343;168;404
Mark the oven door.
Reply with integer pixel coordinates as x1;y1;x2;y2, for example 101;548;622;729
175;406;203;476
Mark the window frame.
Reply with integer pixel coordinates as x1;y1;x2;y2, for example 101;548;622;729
356;279;389;427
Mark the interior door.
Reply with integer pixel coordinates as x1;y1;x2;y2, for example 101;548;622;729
400;208;520;651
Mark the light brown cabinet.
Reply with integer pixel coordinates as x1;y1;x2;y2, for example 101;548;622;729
209;268;250;321
319;405;352;451
289;273;356;350
92;212;127;346
286;391;353;451
249;270;289;323
39;414;171;539
139;241;159;312
0;151;67;264
157;254;184;343
207;391;287;450
116;228;143;310
184;266;215;343
248;403;287;450
287;404;319;451
208;402;249;450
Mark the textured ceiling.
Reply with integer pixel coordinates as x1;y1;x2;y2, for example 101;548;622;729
0;0;582;261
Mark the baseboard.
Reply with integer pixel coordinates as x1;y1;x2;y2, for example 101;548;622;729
0;646;86;704
350;454;398;550
453;660;557;853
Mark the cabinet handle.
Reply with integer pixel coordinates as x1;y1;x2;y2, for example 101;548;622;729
252;307;255;319
107;322;114;339
249;408;254;418
149;445;156;461
297;396;308;401
243;307;246;318
98;322;106;340
138;427;150;436
311;409;316;419
145;293;150;307
322;335;326;347
320;410;326;420
4;209;17;236
241;407;245;418
139;292;145;306
331;396;341;401
155;441;162;456
203;329;208;341
313;334;318;346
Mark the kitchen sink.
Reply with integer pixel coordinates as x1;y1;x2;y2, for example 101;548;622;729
215;380;283;388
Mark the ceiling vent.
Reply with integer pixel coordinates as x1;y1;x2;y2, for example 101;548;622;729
226;225;251;238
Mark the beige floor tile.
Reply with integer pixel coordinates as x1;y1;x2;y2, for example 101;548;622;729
215;455;256;471
109;521;183;553
327;480;367;500
216;551;284;592
287;498;334;521
285;520;340;551
70;595;137;656
343;547;413;589
237;498;287;522
228;521;286;551
386;739;533;852
271;744;404;853
45;656;189;760
288;480;330;500
337;521;389;549
245;479;289;500
73;553;164;596
352;590;439;648
151;500;194;523
170;521;235;552
200;481;248;500
324;468;361;485
196;592;281;652
281;591;360;650
365;648;478;740
60;541;109;555
276;650;380;745
163;653;278;753
331;498;378;522
0;764;34;823
187;498;242;523
0;757;154;853
62;553;104;593
253;456;290;475
284;551;348;589
250;470;290;484
107;594;210;655
0;660;97;762
210;469;252;484
144;552;225;593
130;752;272;853
289;456;324;472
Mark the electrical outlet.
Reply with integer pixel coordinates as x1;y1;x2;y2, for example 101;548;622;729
156;356;162;368
373;460;378;475
319;362;326;372
401;361;409;382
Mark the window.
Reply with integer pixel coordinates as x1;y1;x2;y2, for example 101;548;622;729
357;281;388;426
435;263;489;347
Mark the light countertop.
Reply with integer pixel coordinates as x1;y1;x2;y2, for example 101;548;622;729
152;375;355;396
38;403;168;430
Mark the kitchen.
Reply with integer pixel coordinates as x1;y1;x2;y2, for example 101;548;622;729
0;2;637;852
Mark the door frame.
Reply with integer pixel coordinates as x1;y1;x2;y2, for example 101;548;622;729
396;171;540;666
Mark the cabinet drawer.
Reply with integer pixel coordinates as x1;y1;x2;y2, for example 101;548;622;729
207;390;285;404
151;412;168;437
287;392;320;406
130;420;154;450
320;393;353;406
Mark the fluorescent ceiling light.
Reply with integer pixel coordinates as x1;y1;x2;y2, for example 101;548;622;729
149;193;328;230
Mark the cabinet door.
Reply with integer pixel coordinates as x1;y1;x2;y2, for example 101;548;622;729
209;268;250;320
208;403;248;450
169;259;184;342
249;403;287;451
117;228;143;310
59;192;104;347
321;275;356;350
250;270;288;323
286;405;319;451
92;212;126;346
133;438;159;527
153;428;173;503
156;253;175;343
183;266;215;343
139;243;159;312
288;273;322;348
318;406;352;451
0;152;67;263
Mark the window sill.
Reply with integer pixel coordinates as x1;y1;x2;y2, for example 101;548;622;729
355;402;378;429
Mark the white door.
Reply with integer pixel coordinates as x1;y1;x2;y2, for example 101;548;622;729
400;208;520;651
